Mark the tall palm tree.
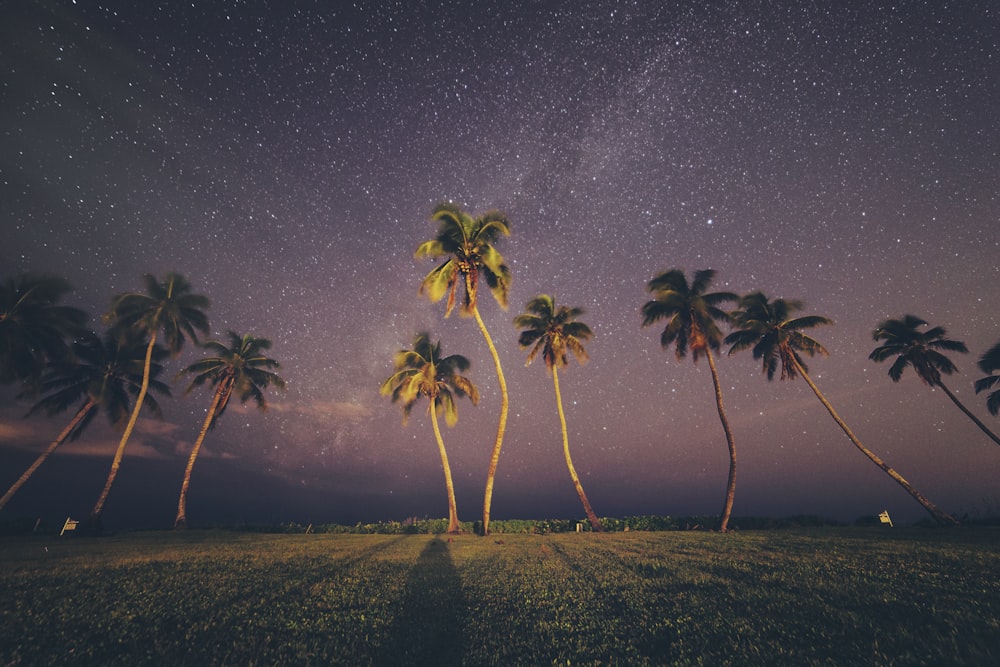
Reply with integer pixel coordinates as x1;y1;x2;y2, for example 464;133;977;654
0;273;87;389
174;332;285;529
380;332;479;534
0;330;169;511
975;340;1000;417
726;292;958;526
514;294;603;532
870;315;1000;447
90;272;209;526
416;202;511;535
640;269;739;532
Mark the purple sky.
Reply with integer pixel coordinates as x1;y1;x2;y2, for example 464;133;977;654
2;1;998;529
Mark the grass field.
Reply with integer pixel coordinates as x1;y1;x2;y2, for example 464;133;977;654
1;528;998;665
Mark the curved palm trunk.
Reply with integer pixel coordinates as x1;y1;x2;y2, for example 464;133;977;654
936;381;1000;447
706;350;737;532
473;305;509;537
793;358;959;526
552;367;602;531
0;401;95;511
90;332;157;528
175;383;230;529
429;400;462;533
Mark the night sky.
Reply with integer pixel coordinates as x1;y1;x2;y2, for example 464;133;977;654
2;1;998;530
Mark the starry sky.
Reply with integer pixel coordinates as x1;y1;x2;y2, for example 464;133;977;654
2;0;998;529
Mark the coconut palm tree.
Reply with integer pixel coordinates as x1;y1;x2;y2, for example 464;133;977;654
415;202;511;535
0;273;87;389
514;294;603;532
641;269;739;532
174;332;285;529
726;292;958;526
380;332;479;534
90;272;209;526
0;330;169;511
870;315;1000;447
975;340;1000;417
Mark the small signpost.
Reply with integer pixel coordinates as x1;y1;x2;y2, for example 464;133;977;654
60;517;79;536
878;510;893;527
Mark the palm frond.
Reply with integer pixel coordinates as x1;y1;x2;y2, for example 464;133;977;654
785;315;833;331
978;341;1000;374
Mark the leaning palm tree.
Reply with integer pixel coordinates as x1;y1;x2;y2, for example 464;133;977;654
515;294;603;532
975;340;1000;417
641;269;739;532
870;315;1000;447
0;330;169;511
415;202;511;535
0;273;87;389
174;332;285;529
380;332;479;534
726;292;958;526
90;272;210;526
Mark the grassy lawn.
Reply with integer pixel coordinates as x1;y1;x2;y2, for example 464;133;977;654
1;528;998;665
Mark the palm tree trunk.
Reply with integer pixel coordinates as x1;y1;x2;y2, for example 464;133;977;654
0;401;94;511
793;358;959;526
90;332;157;527
936;381;1000;447
473;304;509;536
429;399;461;533
175;384;228;529
552;367;602;531
706;350;737;532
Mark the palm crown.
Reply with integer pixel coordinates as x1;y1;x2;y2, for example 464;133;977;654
106;272;210;354
514;294;592;371
380;332;479;426
25;330;170;439
0;273;87;385
724;292;831;380
415;203;511;317
181;331;285;427
641;269;736;362
869;314;967;386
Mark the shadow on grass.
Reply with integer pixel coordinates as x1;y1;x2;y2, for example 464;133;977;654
376;537;468;666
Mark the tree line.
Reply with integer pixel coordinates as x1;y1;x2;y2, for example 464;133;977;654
383;203;1000;534
3;204;998;533
0;273;285;531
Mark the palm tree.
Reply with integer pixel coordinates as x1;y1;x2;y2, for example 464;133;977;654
0;330;169;511
870;315;1000;447
726;292;958;526
640;269;739;532
514;294;603;532
90;272;210;526
174;332;285;528
975;340;1000;417
0;273;87;389
380;332;479;534
415;202;511;535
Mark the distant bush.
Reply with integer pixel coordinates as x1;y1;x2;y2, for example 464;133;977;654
191;514;878;535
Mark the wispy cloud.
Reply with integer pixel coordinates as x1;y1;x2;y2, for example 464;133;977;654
0;420;40;444
268;399;374;423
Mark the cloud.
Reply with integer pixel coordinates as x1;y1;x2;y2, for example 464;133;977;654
136;416;182;437
269;399;374;423
0;421;40;443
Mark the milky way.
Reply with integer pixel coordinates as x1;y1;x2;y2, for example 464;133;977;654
2;1;998;529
